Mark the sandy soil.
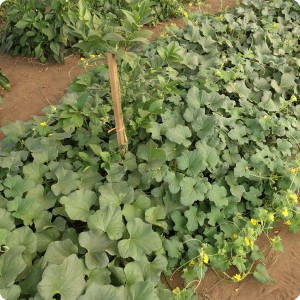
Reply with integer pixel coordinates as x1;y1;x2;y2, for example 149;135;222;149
0;53;86;138
1;0;300;299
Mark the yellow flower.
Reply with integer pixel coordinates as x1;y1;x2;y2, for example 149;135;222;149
250;218;257;226
203;253;209;264
90;54;95;58
289;193;298;203
189;259;195;267
282;208;289;217
80;57;85;61
244;237;250;246
189;2;193;6
172;287;180;294
40;122;47;127
291;95;297;102
215;14;224;21
232;274;242;281
233;233;238;239
183;11;188;17
291;168;297;174
268;213;275;222
285;220;291;226
215;70;222;76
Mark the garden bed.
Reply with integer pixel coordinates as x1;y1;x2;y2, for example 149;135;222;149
1;0;300;299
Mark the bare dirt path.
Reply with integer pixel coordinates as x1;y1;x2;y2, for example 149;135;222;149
1;0;300;299
0;53;85;130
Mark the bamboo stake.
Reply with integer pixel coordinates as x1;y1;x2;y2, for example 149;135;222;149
107;52;128;153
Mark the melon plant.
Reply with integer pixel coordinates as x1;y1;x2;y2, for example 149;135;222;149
0;0;300;299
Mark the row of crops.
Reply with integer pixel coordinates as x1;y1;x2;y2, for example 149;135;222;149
0;0;300;299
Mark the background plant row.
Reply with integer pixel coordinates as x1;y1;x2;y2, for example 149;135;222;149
0;0;192;63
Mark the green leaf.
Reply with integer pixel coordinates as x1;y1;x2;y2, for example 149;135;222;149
198;35;217;53
137;140;166;170
86;268;111;286
19;258;45;296
196;141;219;168
184;206;206;232
163;237;183;258
43;239;78;266
99;182;134;208
122;194;152;221
103;33;125;42
5;226;37;256
145;206;167;230
244;187;262;207
106;163;126;182
170;210;187;233
128;282;159;300
165;125;192;148
123;152;137;171
253;264;274;283
108;262;126;286
0;285;21;300
232;256;247;273
78;0;91;21
51;167;80;196
186;86;202;108
207;184;228;208
234;159;249;178
87;206;125;240
280;73;296;89
78;165;103;190
50;42;60;56
118;218;162;260
193;115;216;139
270;236;283;252
60;189;97;222
6;196;35;222
0;246;27;289
37;255;86;300
0;229;9;245
164;171;184;194
78;284;126;300
0;121;30;137
180;177;209;206
3;175;35;198
141;255;168;284
23;162;49;184
0;208;15;231
206;206;223;226
230;185;245;200
79;229;117;269
124;262;144;286
176;149;206;177
15;20;29;29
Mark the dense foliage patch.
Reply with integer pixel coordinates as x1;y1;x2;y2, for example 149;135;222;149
0;0;300;299
0;0;190;63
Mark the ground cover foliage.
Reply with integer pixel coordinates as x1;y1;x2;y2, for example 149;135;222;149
0;69;10;91
0;0;300;299
0;0;190;63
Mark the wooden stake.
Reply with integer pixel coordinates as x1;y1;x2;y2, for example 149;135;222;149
107;52;128;152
